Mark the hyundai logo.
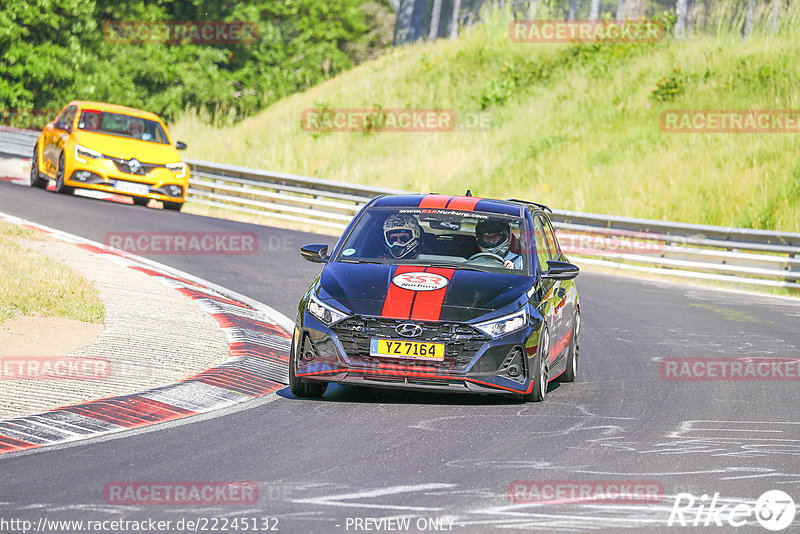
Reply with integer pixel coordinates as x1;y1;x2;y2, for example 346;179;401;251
396;323;423;338
128;158;141;173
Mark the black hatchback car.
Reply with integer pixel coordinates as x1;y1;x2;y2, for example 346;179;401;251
290;194;580;402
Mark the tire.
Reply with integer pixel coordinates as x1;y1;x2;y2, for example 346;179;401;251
29;147;48;189
163;201;183;212
54;154;73;195
559;307;580;383
523;325;549;402
132;196;149;206
289;342;327;398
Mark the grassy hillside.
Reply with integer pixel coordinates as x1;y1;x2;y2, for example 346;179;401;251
172;6;800;232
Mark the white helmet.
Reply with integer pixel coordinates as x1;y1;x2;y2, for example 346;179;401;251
383;214;421;258
476;219;511;257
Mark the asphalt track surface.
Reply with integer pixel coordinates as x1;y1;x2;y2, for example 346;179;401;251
1;180;799;533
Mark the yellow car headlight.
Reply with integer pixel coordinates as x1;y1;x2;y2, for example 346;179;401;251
74;144;103;164
166;162;187;179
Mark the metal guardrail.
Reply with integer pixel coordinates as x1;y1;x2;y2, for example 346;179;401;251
0;126;39;159
186;159;406;231
2;126;799;289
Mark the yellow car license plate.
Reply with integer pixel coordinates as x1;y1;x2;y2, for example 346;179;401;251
369;339;445;361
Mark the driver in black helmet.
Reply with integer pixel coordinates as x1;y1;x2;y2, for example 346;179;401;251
475;219;522;270
383;214;422;259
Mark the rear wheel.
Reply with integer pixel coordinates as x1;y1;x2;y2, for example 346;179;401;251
29;147;48;189
523;326;549;402
289;342;327;398
163;201;183;212
559;308;580;383
54;154;73;195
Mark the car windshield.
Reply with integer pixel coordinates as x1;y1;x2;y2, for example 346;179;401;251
335;207;529;274
77;110;169;144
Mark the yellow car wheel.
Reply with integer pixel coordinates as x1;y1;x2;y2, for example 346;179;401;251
29;147;48;189
54;154;74;195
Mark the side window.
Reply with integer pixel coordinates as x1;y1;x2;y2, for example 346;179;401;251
532;217;550;274
64;106;77;128
541;216;560;260
56;106;76;130
55;107;69;125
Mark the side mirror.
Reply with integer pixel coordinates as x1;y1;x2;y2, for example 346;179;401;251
54;121;70;132
175;141;187;150
300;244;329;263
542;260;579;280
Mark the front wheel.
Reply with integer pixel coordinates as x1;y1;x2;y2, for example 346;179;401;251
54;154;73;195
289;342;327;398
29;147;48;189
559;307;580;383
523;326;549;402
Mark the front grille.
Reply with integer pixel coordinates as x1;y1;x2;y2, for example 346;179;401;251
330;317;489;371
106;156;166;176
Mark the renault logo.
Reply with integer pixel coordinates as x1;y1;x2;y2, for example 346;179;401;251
128;158;141;173
396;323;423;338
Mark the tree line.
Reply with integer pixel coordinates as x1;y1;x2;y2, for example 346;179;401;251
0;0;394;128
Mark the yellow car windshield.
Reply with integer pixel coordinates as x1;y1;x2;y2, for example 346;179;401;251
78;110;169;144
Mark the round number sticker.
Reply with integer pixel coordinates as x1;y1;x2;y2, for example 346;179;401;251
756;490;796;531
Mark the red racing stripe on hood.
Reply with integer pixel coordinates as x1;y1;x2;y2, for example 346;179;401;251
381;265;419;319
409;267;455;322
419;195;453;208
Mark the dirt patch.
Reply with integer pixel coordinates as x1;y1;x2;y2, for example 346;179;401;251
0;315;104;357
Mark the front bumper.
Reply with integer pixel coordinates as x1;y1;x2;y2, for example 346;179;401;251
65;158;188;203
294;312;541;397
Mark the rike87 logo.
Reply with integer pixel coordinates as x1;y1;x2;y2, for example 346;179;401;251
669;490;796;531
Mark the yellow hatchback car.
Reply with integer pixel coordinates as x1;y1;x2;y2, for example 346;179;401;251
30;101;189;211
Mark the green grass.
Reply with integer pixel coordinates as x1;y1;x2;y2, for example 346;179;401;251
0;222;105;324
171;3;800;233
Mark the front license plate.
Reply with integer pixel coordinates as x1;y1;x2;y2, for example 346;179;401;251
114;181;149;196
369;339;445;361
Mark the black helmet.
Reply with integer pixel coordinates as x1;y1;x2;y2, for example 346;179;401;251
383;214;421;258
475;219;511;256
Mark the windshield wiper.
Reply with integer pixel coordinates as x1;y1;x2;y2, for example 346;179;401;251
338;258;386;265
426;262;487;272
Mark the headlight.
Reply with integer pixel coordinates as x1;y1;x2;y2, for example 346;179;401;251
74;144;103;164
307;294;348;326
166;162;187;178
475;308;527;338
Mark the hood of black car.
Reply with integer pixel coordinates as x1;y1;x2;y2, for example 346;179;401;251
316;262;532;323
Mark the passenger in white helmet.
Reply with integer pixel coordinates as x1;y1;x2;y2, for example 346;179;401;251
474;219;522;270
383;214;422;259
